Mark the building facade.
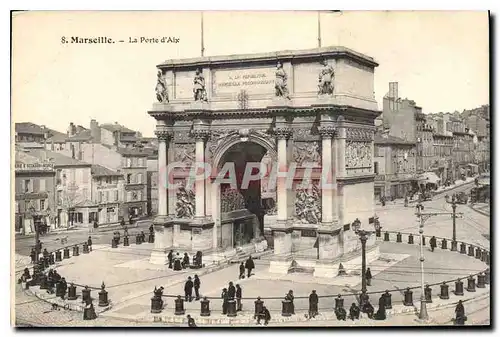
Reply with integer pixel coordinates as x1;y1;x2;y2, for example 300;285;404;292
91;164;124;225
119;147;148;219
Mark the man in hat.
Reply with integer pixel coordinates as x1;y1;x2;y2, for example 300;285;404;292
245;255;255;278
308;290;318;318
182;252;190;269
221;288;229;315
257;305;271;326
374;294;386;320
184;276;194;302
236;284;243;311
228;281;236;300
87;236;93;251
167;250;174;269
194;275;201;301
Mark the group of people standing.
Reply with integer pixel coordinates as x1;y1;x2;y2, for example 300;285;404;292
183;275;202;302
221;282;244;313
238;256;255;279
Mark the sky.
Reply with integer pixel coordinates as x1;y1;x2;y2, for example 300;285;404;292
12;11;489;137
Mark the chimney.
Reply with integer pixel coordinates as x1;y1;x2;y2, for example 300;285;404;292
68;122;76;137
90;119;101;143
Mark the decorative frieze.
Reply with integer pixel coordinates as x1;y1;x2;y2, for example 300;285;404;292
294;183;322;224
220;188;246;213
190;129;211;141
345;141;372;169
176;186;195;219
173;144;195;165
346;127;374;141
154;129;173;141
293;141;321;166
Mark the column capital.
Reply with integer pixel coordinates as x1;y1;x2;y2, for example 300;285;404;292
274;127;293;140
318;125;336;139
190;129;211;141
154;129;173;141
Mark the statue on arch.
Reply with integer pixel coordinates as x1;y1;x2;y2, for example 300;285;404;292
274;62;290;99
155;70;169;103
318;59;335;95
193;68;208;102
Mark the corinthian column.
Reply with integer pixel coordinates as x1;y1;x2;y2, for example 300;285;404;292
318;125;336;226
191;129;210;219
275;126;292;226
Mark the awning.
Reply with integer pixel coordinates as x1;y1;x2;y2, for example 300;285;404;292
418;172;441;184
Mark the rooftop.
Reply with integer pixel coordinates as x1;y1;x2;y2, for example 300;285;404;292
67;129;92;142
117;147;149;157
101;123;136;134
15;122;45;135
91;164;121;177
374;133;416;146
158;45;379;69
22;148;91;167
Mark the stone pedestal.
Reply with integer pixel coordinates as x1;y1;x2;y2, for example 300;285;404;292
149;217;173;265
269;228;293;274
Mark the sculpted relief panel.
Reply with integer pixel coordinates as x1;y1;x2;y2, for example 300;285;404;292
174;143;195;166
220;187;246;213
293;141;321;167
295;183;322;224
176;185;195;219
345;140;372;172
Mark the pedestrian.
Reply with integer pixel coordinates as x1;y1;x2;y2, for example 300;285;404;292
194;275;201;301
285;290;295;314
335;305;347;321
245;255;255;278
349;303;360;320
30;248;36;263
239;262;245;279
308;290;318;318
228;281;236;300
221;288;228;315
363;300;375;319
187;314;197;327
140;230;146;242
366;267;373;286
257;305;271;325
430;236;437;252
43;248;49;259
149;224;154;235
455;300;466;325
87;236;93;251
184;276;193;302
236;284;242;311
182;253;190;269
168;250;174;269
36;240;42;252
123;225;128;237
404;196;408;207
174;253;182;271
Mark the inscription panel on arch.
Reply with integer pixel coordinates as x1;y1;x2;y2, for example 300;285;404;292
212;67;275;97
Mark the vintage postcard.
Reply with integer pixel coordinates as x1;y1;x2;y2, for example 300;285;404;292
11;10;490;328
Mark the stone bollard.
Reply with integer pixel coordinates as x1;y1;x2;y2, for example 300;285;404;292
424;284;432;303
175;295;185;315
73;245;80;256
151;294;163;314
467;275;476;292
281;300;292;317
451;240;458;251
39;275;48;290
111;239;118;248
136;235;142;245
441;239;447;250
63;248;70;259
124;235;129;246
396;233;402;243
408;234;414;244
481;250;487;262
475;247;482;259
68;284;77;300
98;282;109;307
486;252;490;265
422;236;426;246
485;269;490;285
384;232;390;242
335;294;344;310
200;297;211;316
55;250;62;262
148;233;155;243
403;288;413;306
384;290;392;309
460;243;466;254
439;282;449;300
454;279;464;296
254;297;264;319
82;286;91;303
83;299;97;320
227;299;237;317
468;245;475;257
49;253;55;265
83;243;89;254
477;273;486;288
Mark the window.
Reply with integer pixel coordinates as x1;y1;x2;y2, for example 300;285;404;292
98;192;102;203
114;190;119;201
374;162;379;175
126;158;132;167
39;179;46;192
40;199;45;210
127;174;132;184
106;177;112;184
24;179;31;193
137;173;142;184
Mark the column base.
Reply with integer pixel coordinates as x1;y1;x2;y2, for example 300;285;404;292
313;260;339;278
149;248;168;265
269;255;293;275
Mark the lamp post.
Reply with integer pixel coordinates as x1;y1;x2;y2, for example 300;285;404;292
444;194;458;251
415;202;428;320
353;218;369;308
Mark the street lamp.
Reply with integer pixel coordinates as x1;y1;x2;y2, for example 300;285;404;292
352;218;361;233
29;206;41;263
353;218;369;309
445;194;458;251
415;202;429;321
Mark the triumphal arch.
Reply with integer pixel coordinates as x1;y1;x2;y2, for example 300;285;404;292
148;46;380;277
